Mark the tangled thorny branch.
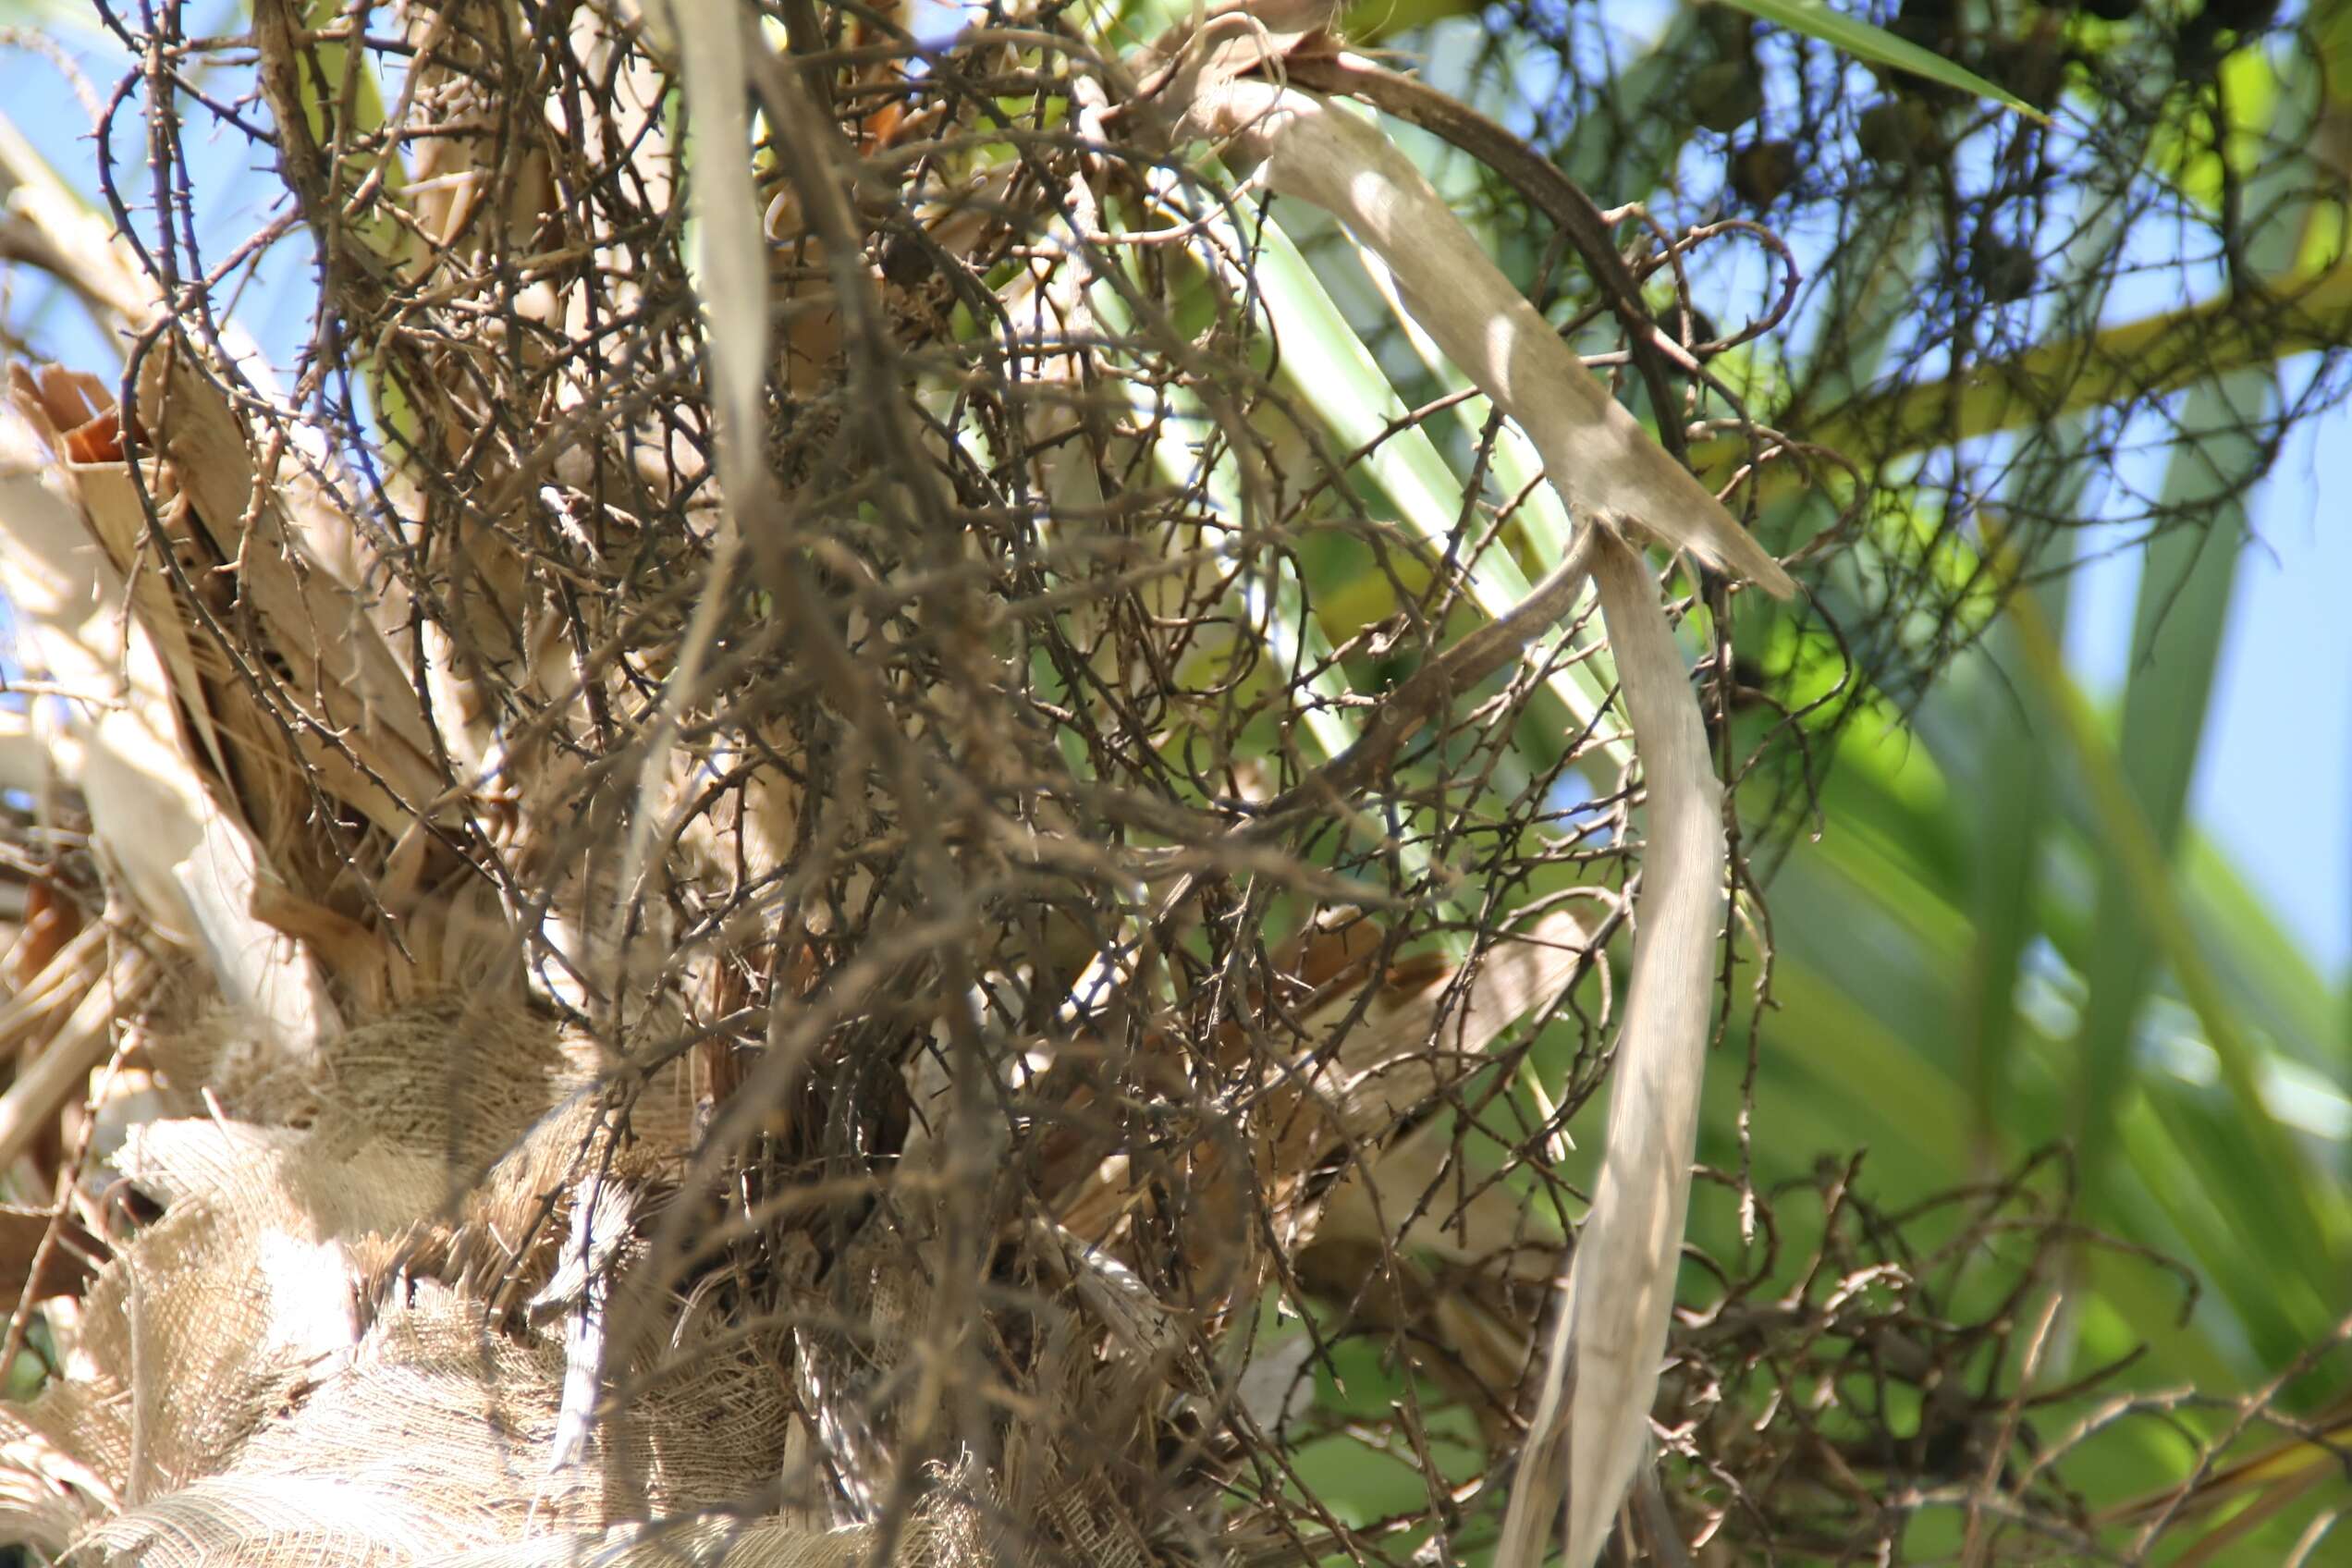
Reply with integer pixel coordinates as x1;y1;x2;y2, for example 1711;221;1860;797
0;1;2325;1566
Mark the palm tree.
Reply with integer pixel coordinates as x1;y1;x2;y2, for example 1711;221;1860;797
0;0;2342;1563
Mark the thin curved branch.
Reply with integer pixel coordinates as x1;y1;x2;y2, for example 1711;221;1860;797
1256;520;1601;819
1173;80;1797;598
1153;77;1759;1566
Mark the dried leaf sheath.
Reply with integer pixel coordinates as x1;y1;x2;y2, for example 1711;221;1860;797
1497;537;1724;1568
1159;71;1765;1562
1170;80;1795;600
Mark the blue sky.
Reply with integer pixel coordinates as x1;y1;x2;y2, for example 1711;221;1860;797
2066;379;2352;984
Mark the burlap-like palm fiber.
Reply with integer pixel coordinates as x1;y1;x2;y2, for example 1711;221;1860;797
0;999;1186;1568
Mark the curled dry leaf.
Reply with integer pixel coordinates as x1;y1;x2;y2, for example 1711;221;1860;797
1137;67;1772;1565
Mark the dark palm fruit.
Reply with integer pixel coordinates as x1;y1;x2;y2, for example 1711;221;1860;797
1690;59;1767;133
1970;235;2038;301
1856;98;1940;167
1730;141;1799;207
1892;0;1958;51
1651;300;1721;347
1900;0;1959;27
1699;4;1754;56
1983;32;2066;111
2201;0;2281;33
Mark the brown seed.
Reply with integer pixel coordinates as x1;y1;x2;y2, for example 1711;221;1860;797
1690;59;1766;135
1857;97;1942;168
1730;141;1799;208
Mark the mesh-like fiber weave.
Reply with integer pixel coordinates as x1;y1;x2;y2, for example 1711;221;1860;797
7;998;1214;1568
